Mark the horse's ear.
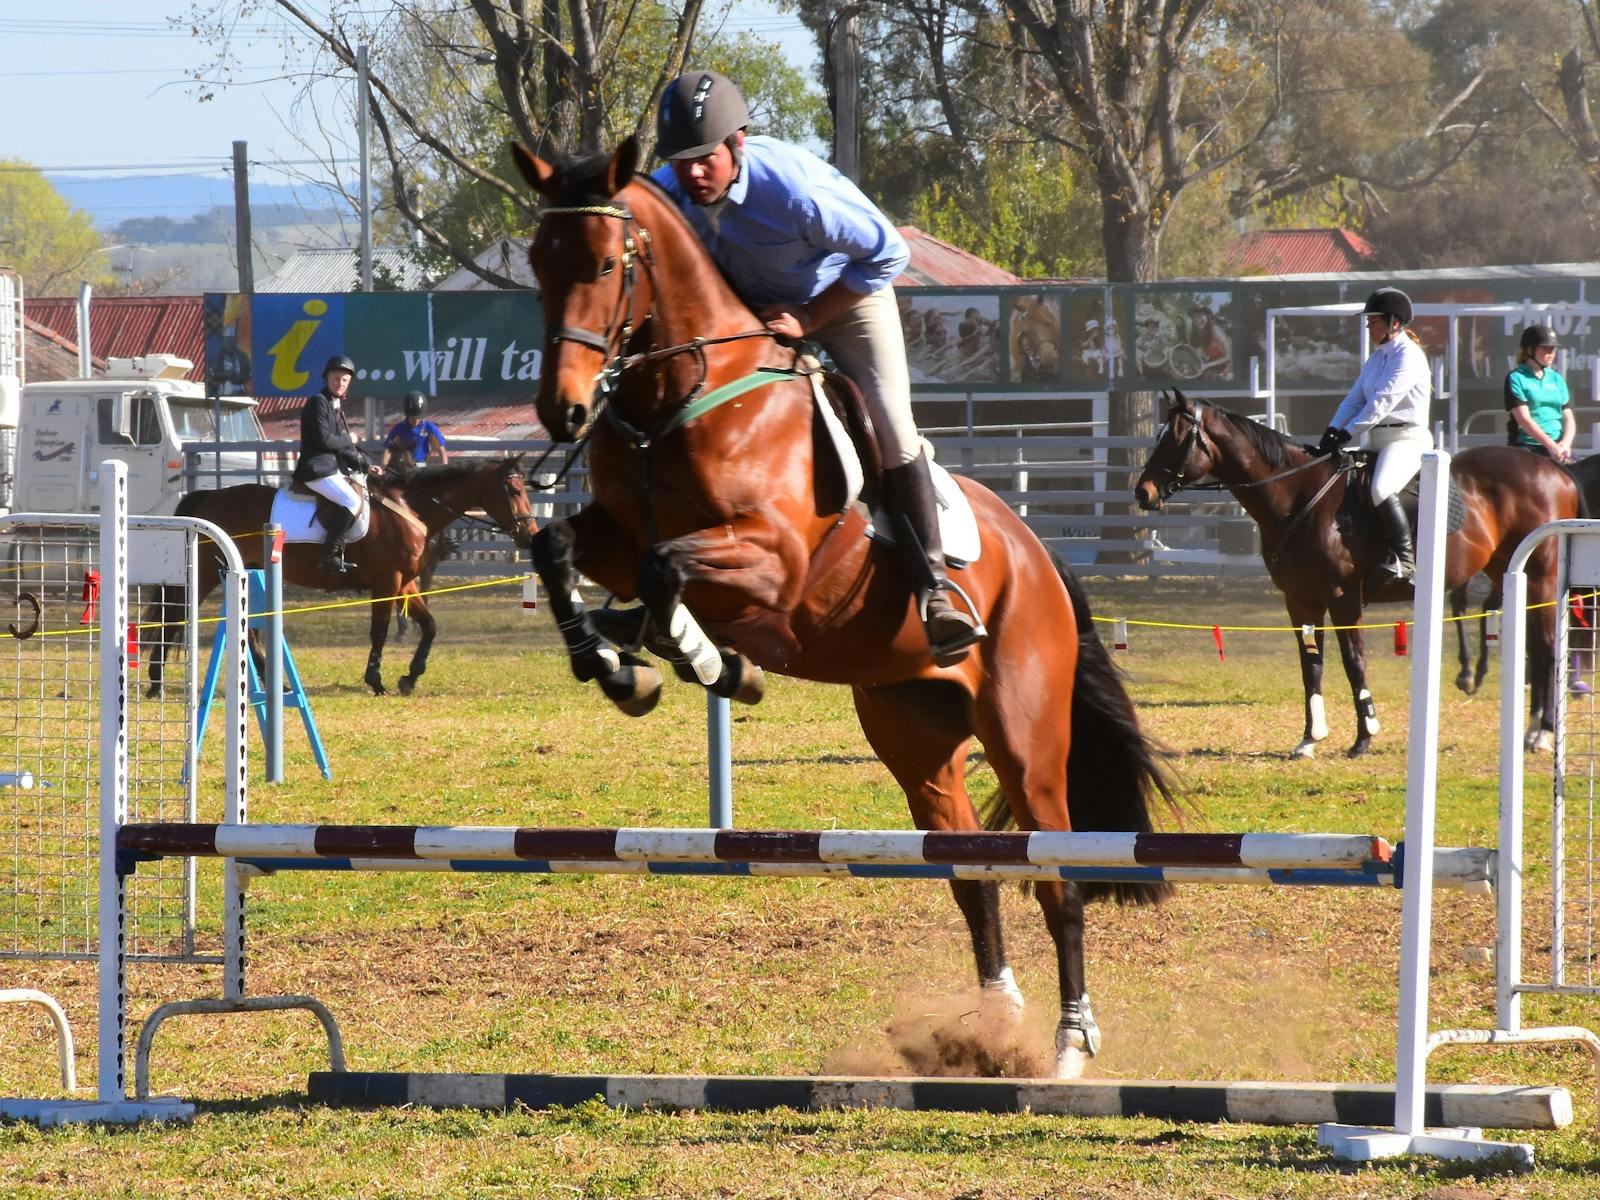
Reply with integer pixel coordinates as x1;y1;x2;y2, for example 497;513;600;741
511;142;558;197
606;136;640;196
1171;387;1188;409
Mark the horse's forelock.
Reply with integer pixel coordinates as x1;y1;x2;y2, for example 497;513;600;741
546;150;625;205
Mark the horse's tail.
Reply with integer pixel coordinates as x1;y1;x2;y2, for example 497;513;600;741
982;550;1180;907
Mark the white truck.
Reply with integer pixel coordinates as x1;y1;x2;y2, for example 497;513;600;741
7;354;271;515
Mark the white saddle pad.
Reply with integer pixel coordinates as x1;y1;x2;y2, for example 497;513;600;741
808;373;981;566
270;479;372;543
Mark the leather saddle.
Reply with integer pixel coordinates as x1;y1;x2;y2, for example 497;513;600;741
1335;451;1466;540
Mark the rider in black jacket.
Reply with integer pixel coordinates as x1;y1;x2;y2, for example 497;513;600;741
292;355;381;575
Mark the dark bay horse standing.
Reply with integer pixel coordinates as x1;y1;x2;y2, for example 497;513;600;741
512;137;1175;1078
1134;392;1580;756
146;458;536;696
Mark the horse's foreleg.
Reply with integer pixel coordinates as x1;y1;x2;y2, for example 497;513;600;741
397;589;435;696
1287;605;1329;759
365;578;398;695
634;525;797;705
531;515;661;717
1333;615;1378;757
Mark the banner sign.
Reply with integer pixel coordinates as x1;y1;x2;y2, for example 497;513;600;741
205;292;543;398
207;275;1593;401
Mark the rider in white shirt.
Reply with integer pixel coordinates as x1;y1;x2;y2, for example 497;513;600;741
1317;288;1432;582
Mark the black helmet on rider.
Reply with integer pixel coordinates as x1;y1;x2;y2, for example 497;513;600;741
1360;288;1413;326
656;70;749;160
403;391;426;418
1520;324;1559;352
323;354;357;379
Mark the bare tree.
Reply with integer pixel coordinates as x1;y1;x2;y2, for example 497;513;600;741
189;1;707;286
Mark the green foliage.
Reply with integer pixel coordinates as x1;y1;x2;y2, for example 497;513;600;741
0;160;110;294
904;145;1102;279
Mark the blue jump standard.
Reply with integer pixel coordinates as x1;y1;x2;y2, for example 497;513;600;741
195;569;330;779
306;1073;1570;1130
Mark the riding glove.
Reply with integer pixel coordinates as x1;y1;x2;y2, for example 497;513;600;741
1316;426;1352;457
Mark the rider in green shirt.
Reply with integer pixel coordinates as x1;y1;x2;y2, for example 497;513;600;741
1505;324;1573;462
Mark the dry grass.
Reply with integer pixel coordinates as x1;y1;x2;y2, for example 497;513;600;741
1;573;1597;1197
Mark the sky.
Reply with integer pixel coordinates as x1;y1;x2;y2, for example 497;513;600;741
2;1;818;222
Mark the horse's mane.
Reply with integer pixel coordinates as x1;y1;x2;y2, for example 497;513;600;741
1209;403;1300;470
393;459;509;488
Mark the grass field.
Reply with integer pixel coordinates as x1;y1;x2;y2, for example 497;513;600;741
2;570;1598;1198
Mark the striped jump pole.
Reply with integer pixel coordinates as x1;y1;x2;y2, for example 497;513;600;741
116;824;1493;891
306;1072;1571;1132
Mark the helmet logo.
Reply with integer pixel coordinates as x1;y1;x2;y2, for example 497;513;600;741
692;75;713;122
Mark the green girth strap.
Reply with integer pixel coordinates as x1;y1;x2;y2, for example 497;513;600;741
656;366;801;439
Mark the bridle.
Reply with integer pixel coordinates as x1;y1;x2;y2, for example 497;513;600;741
1150;402;1217;501
393;464;537;543
537;192;781;449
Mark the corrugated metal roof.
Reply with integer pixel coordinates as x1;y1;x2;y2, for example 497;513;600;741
24;296;205;380
259;396;545;441
1229;229;1377;276
896;226;1021;287
257;247;428;293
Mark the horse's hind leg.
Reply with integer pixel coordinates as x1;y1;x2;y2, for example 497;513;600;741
397;588;435;696
965;677;1095;1079
1451;585;1477;694
532;512;661;717
851;682;1024;1035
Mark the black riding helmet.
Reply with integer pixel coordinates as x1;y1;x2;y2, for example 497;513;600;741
403;391;426;418
323;354;356;378
656;70;749;160
1521;324;1559;352
1361;287;1413;326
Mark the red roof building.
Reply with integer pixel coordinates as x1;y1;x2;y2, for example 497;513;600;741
1228;228;1377;276
895;227;1021;286
24;296;205;382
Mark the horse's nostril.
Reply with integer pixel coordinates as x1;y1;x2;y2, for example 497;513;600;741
566;405;588;436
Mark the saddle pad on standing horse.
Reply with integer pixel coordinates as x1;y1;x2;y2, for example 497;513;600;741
270;477;373;543
806;372;982;566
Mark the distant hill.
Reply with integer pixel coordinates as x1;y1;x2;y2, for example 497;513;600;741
47;172;347;229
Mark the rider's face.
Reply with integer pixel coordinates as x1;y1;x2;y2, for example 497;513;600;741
1365;313;1397;345
326;369;353;398
671;136;741;205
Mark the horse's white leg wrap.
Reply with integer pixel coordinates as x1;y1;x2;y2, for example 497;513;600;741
666;603;723;685
1054;993;1100;1079
1358;688;1380;736
1309;693;1328;741
979;967;1025;1025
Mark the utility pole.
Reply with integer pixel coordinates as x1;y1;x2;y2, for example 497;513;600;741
232;141;253;294
357;45;373;294
828;8;861;181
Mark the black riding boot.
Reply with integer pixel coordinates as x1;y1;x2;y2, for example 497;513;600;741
1374;493;1415;582
883;451;985;665
319;505;356;576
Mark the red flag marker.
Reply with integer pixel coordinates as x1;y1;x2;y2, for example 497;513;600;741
1112;618;1128;652
1572;596;1590;629
79;570;100;625
269;528;286;565
126;624;140;668
1212;624;1225;661
1394;621;1408;657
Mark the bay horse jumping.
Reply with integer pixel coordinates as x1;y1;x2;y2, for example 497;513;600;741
1134;391;1580;756
512;137;1176;1078
145;457;537;697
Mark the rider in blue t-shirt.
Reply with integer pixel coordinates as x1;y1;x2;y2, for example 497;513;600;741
383;392;449;469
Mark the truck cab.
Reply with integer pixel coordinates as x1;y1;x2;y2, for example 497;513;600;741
10;355;268;515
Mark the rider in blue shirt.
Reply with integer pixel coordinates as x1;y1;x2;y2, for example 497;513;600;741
650;70;981;665
383;392;449;469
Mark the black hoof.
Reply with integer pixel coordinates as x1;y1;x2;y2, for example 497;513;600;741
146;682;163;700
365;670;386;696
710;653;765;705
397;675;416;696
598;663;662;717
1346;738;1372;758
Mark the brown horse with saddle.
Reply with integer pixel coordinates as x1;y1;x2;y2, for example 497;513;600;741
143;458;537;697
1135;390;1581;756
512;135;1177;1078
